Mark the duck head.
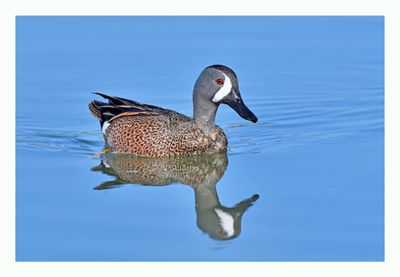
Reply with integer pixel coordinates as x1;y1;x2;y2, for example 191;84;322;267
193;65;258;125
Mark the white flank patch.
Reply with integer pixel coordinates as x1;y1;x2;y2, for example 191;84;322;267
214;208;235;237
212;73;232;103
102;121;110;135
103;160;111;168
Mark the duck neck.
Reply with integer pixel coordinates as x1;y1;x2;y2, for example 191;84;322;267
194;182;220;211
193;95;219;126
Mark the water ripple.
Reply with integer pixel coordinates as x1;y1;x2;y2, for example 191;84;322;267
17;118;103;157
17;87;383;157
225;87;383;155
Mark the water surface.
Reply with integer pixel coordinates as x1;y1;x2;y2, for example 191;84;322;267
16;16;384;261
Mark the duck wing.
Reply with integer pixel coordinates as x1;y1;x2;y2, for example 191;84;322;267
89;92;190;127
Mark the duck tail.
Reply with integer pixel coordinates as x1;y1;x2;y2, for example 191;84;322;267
88;100;103;121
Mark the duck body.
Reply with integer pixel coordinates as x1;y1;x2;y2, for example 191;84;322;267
89;65;257;157
102;102;227;157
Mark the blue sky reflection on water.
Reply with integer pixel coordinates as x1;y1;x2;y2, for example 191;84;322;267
16;16;383;261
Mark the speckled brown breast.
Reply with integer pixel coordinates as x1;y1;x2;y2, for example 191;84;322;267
104;114;228;157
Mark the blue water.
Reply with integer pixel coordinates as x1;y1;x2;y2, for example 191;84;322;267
16;16;384;261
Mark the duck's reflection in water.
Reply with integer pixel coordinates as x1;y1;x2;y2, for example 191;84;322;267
92;152;259;240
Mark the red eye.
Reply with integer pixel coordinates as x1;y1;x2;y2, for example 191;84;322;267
215;78;224;86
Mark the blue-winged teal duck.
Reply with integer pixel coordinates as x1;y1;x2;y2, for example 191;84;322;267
92;152;259;240
89;64;257;157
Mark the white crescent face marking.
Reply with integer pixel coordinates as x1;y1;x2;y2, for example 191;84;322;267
212;73;232;103
102;121;110;135
214;208;235;237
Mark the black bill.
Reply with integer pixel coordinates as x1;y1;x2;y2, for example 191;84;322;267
224;90;258;123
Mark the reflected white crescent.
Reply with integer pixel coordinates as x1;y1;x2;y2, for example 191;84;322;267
214;208;235;237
